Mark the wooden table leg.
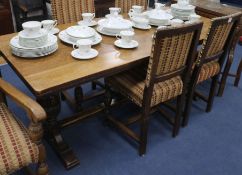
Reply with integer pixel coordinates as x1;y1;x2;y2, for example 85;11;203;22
37;94;80;169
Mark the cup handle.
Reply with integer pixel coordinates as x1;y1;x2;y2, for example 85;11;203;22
73;44;78;50
116;34;121;40
129;9;134;13
53;20;58;28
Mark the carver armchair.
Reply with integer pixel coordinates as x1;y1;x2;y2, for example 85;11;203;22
0;77;48;175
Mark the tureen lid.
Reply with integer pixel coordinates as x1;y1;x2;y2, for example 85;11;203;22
66;26;95;38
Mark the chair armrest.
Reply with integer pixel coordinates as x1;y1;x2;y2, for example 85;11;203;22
0;78;46;123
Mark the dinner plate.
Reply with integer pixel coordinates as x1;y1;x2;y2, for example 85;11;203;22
96;26;134;36
11;44;58;58
58;30;102;45
10;34;57;50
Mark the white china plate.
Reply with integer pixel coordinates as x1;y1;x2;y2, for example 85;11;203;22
11;44;58;58
71;49;98;60
58;30;102;45
132;24;151;30
96;26;134;36
149;21;171;26
78;20;98;27
10;34;57;50
49;28;60;35
114;40;138;49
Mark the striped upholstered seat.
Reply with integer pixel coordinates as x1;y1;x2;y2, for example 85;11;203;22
115;0;148;13
0;103;39;175
197;61;220;83
51;0;95;24
108;68;183;107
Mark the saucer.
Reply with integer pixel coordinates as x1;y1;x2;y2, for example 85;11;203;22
78;20;97;27
114;40;138;49
49;28;60;35
105;14;123;19
132;24;151;30
71;49;98;60
58;30;102;45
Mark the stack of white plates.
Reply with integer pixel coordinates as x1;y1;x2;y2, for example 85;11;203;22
171;4;196;20
97;18;133;36
10;34;58;58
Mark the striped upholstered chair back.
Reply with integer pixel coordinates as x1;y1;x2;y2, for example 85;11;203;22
51;0;95;24
195;12;242;83
145;22;203;87
115;0;148;13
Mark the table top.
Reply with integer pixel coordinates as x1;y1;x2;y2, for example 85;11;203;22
0;16;211;97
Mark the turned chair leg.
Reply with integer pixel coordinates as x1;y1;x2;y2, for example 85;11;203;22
206;75;219;113
29;122;48;175
234;59;242;87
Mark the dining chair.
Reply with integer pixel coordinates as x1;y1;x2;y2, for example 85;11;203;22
51;0;95;24
182;12;242;127
0;77;48;175
105;22;203;155
115;0;148;13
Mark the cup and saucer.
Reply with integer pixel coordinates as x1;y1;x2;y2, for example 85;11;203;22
41;20;60;35
131;17;151;30
114;31;138;49
71;39;98;59
78;13;97;27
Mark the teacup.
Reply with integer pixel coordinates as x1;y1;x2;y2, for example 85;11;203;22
178;0;189;6
171;19;184;26
82;13;95;24
132;17;149;28
155;3;165;10
109;7;121;16
129;5;143;14
73;39;93;53
189;14;201;22
41;20;57;31
116;30;134;44
22;21;42;36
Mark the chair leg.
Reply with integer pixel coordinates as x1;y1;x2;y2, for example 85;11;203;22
234;59;242;87
206;75;219;113
139;114;149;156
217;53;235;97
173;95;183;137
182;85;195;127
29;122;48;175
